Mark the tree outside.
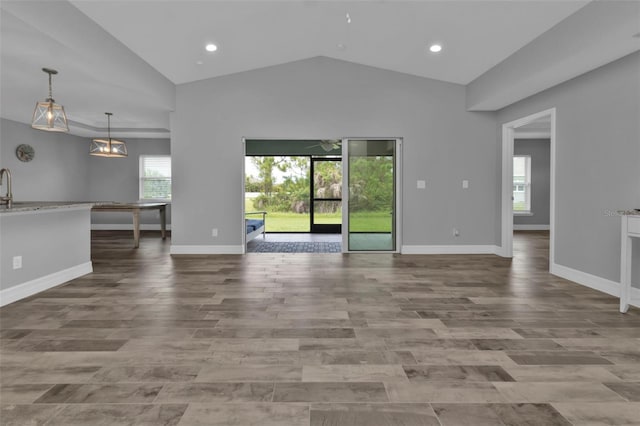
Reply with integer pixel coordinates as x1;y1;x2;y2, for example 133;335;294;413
245;155;393;232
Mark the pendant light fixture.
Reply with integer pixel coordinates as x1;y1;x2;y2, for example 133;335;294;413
32;68;69;132
89;112;128;157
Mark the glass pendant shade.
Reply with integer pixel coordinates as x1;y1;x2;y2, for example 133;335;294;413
89;113;128;158
31;68;68;132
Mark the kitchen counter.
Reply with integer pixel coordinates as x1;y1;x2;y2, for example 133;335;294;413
1;201;168;247
0;201;95;215
0;203;93;306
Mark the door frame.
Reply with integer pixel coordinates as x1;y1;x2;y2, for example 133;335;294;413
341;138;403;253
500;108;556;268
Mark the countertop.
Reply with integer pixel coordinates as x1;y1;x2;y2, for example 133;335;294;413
0;201;170;215
0;201;95;215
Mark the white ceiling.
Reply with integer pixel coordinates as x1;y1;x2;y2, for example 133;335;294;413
1;0;637;138
69;0;588;85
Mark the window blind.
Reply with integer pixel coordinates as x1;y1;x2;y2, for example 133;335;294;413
140;155;171;200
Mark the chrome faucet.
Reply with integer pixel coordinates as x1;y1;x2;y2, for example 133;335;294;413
0;168;13;208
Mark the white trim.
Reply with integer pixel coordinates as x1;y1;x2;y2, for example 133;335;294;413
549;111;557;267
501;108;556;264
513;224;550;231
395;139;403;254
242;138;247;254
513;131;551;139
501;124;515;257
401;245;500;255
91;224;172;231
513;212;534;216
0;262;93;307
170;245;244;255
554;264;640;310
551;262;620;298
342;139;349;252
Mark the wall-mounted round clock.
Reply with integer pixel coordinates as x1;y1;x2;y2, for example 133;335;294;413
16;144;35;162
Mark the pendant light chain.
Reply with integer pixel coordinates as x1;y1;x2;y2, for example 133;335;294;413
31;67;68;132
47;71;53;101
107;113;111;141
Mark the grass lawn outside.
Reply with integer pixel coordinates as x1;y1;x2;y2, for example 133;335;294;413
349;212;392;232
266;212;311;232
514;201;527;211
246;198;391;232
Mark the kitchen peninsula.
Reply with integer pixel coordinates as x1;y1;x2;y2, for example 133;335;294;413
0;201;169;306
0;202;93;307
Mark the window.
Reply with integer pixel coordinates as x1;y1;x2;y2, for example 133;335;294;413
513;156;531;212
139;155;171;200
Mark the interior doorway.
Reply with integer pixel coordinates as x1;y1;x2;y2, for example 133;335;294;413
501;109;556;269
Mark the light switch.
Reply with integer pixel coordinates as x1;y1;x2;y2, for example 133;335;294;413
417;180;426;189
462;180;469;189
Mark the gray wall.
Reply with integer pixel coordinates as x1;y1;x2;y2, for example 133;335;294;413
514;138;550;226
498;52;640;285
0;118;171;226
171;57;498;248
0;118;89;201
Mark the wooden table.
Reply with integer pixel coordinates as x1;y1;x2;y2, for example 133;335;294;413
620;212;640;313
92;202;167;248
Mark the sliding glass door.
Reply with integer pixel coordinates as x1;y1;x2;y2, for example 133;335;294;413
343;139;399;252
311;158;342;234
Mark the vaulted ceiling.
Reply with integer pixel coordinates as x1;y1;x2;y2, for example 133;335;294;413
1;1;638;138
70;0;587;86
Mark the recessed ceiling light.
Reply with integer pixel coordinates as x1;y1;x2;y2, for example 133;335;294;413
205;44;218;52
346;13;351;24
337;43;346;51
196;60;204;65
429;44;442;53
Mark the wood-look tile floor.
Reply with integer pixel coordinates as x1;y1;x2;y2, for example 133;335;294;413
1;230;639;425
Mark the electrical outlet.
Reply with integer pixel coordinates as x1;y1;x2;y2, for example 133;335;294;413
453;228;460;237
417;180;426;189
211;228;218;237
13;256;22;269
462;180;469;189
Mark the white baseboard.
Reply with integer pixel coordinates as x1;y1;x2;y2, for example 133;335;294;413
91;224;172;231
513;224;550;231
550;262;619;297
551;262;640;309
170;245;244;255
401;245;500;255
0;262;93;307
